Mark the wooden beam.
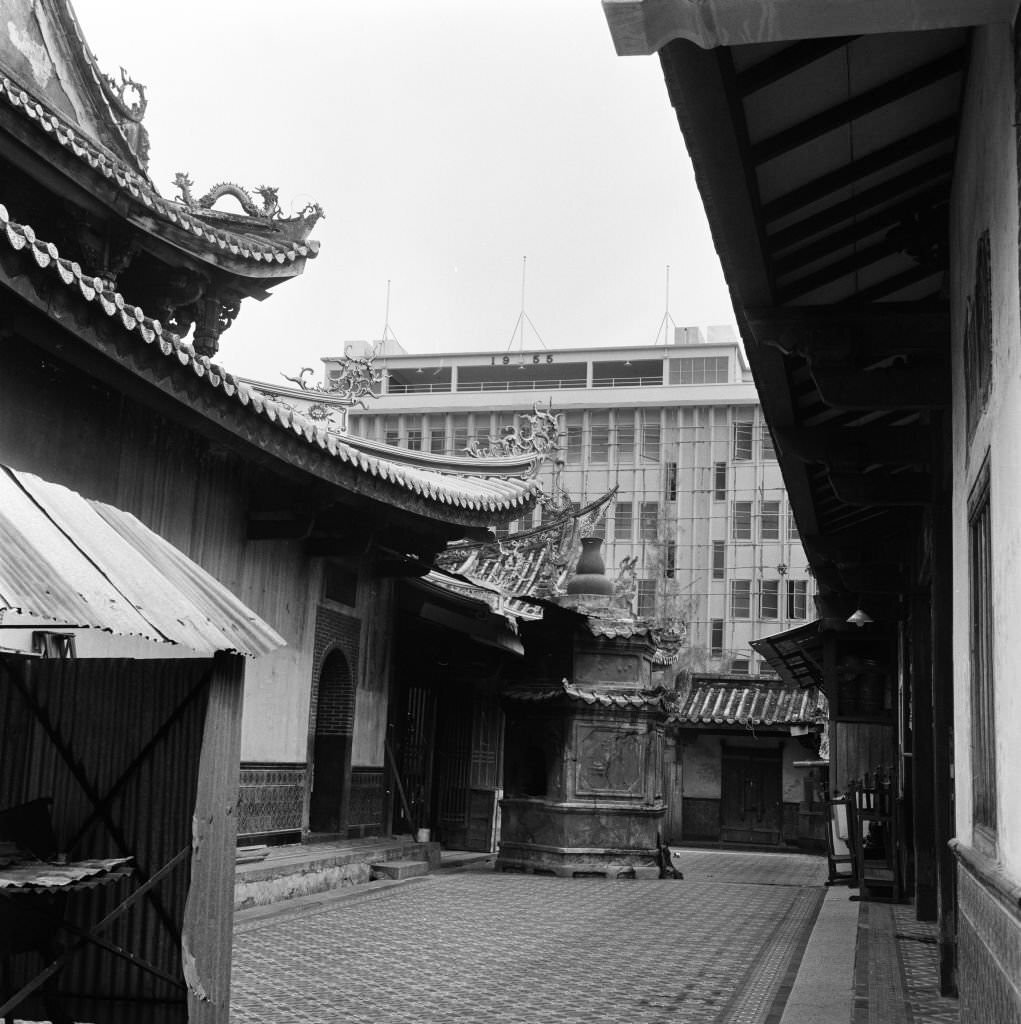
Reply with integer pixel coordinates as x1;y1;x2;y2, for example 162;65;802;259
762;119;956;222
851;263;945;303
776;425;933;469
772;188;948;277
766;155;954;255
810;364;948;411
776;239;913;304
747;307;949;367
736;37;859;96
838;562;907;594
750;49;966;165
828;470;933;506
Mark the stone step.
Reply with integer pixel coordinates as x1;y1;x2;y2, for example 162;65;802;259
370;859;430;881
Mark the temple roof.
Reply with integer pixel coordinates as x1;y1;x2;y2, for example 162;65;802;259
503;679;670;710
0;201;541;523
0;1;320;275
432;490;617;619
670;678;827;728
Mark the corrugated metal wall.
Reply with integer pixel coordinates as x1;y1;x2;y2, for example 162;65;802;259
0;655;214;1023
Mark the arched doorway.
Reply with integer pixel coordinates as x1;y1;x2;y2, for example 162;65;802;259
309;649;355;834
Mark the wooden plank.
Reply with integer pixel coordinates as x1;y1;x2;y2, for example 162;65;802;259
181;651;244;1024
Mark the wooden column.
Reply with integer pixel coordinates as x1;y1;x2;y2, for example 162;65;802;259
182;651;245;1023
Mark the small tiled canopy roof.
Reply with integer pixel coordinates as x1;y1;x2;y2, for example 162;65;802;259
503;680;669;711
671;679;827;728
0;205;542;522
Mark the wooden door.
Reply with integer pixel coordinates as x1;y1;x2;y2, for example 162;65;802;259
720;748;782;844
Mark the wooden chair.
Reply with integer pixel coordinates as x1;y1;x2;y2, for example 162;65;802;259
848;767;901;901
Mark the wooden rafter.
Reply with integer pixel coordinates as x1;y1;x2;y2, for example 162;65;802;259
750;48;966;165
736;37;860;96
761;118;957;222
766;155;954;254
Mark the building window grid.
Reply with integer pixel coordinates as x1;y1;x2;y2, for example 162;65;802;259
430;429;445;454
617;420;635;461
732;501;753;541
786;580;808;620
639;502;659;541
666;462;678;501
664;542;676;579
712;540;726;580
731;580;751;619
669;355;729;385
407;429;422;451
641;417;661;462
637;579;657;618
761;425;777;460
760;500;781;541
614;502;633;542
733;421;753;461
710;619;724;657
713;462;727;501
760;580;780;620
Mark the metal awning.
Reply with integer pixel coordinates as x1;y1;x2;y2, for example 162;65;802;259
750;620;825;689
0;466;285;656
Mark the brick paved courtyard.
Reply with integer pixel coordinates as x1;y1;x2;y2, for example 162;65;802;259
231;852;827;1024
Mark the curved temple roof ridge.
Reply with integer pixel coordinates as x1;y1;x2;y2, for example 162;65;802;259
0;200;541;520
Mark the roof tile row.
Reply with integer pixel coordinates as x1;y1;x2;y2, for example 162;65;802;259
0;203;540;516
1;76;318;265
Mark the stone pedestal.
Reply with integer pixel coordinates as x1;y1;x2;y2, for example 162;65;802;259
498;598;668;878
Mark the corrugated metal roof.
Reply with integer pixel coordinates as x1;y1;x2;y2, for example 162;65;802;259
0;466;285;657
672;679;827;727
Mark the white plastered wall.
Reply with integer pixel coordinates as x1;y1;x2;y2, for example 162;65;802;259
949;21;1021;878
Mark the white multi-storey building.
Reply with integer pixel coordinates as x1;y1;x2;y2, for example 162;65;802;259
330;326;811;678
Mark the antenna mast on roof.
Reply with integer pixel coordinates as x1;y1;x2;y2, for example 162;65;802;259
506;256;548;354
374;279;399;358
653;265;677;346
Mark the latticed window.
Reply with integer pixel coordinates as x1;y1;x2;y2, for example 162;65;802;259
710;619;724;657
565;415;583;463
617;417;635;461
788;505;800;540
641;416;661;462
637;579;657;617
760;500;781;540
714;462;727;501
669;355;729;385
712;540;726;580
640;502;659;541
731;580;751;619
786;580;808;620
969;458;997;843
761;425;777;460
760;580;779;619
590;413;609;463
731;658;750;675
732;501;752;540
407;429;422;451
430;429;446;454
664;542;676;579
733;421;753;461
614;502;633;541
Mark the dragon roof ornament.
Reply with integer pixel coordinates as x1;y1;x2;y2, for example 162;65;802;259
272;353;383;432
173;172;324;243
99;66;149;169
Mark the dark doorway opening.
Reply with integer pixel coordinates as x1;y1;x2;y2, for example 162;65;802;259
309;649;354;834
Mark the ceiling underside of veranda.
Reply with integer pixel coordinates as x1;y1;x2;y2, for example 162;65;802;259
659;26;967;621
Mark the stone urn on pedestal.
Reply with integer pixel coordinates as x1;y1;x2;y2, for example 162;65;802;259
497;537;669;878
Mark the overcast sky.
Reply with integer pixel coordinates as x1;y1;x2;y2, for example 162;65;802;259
71;0;735;383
